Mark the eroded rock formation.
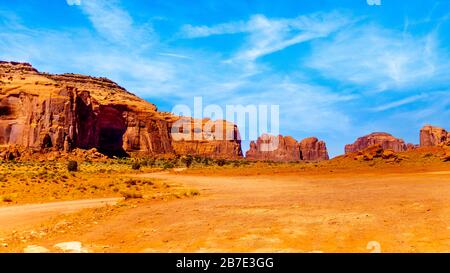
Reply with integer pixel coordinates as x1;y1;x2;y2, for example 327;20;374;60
170;117;242;159
245;134;300;162
345;132;407;154
0;61;242;159
299;137;329;161
420;125;449;147
245;134;329;162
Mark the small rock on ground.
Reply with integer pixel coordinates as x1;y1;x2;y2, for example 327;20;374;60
24;245;50;253
54;241;89;253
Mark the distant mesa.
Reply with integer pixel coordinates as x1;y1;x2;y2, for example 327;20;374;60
245;134;329;162
341;125;450;163
344;126;450;158
0;61;242;159
420;125;449;147
344;132;409;154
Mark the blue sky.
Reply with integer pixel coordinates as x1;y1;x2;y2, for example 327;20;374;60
1;0;450;157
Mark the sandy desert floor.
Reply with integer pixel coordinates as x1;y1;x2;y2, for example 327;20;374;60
1;161;450;253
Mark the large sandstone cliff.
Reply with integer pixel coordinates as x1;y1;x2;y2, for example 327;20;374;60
245;134;329;162
344;132;407;154
0;61;242;158
420;125;449;147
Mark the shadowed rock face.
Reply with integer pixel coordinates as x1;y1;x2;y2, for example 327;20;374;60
245;134;329;162
0;61;242;158
420;125;449;147
345;132;407;154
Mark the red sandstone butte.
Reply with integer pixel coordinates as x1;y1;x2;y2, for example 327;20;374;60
245;134;329;162
299;137;329;161
245;134;299;162
420;125;449;147
344;132;407;154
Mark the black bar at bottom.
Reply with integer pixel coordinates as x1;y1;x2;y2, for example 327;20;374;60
0;253;444;272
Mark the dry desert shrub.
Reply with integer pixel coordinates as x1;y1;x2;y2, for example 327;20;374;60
185;189;200;196
121;191;143;200
67;160;78;172
2;195;13;202
131;162;141;170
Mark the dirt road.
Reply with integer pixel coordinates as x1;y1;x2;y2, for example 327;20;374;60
0;198;121;231
2;170;450;253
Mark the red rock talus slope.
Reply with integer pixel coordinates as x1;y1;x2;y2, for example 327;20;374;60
420;125;449;147
0;61;242;158
245;134;329;162
345;132;407;154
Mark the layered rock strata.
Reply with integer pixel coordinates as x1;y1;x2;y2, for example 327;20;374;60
0;61;242;159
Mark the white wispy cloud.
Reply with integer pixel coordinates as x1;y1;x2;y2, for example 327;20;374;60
180;12;354;62
66;0;81;6
73;0;155;46
370;94;428;112
267;81;354;133
307;24;449;92
388;90;450;121
0;22;174;98
157;52;192;59
181;21;248;38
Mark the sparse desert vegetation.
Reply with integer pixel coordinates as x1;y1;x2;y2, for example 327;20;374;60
0;157;206;205
1;145;449;206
